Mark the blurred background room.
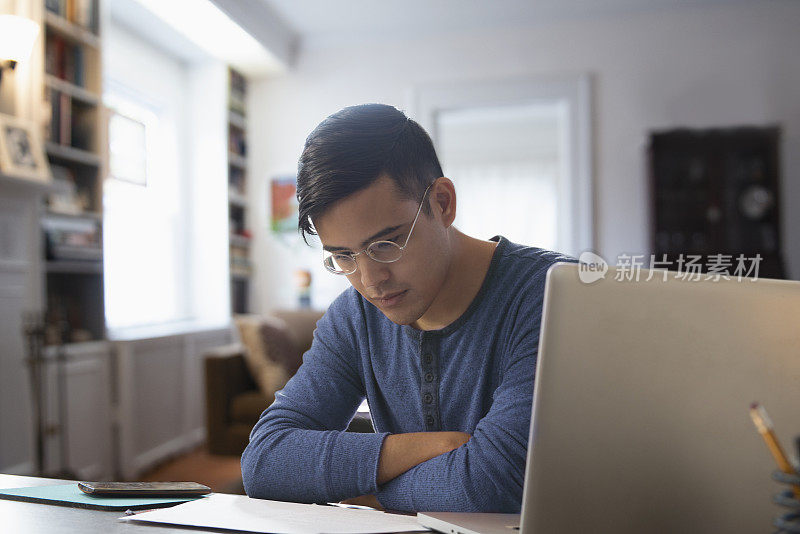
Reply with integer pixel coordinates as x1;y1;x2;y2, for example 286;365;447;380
0;0;798;493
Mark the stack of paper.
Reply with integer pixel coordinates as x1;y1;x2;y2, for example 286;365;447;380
121;493;429;534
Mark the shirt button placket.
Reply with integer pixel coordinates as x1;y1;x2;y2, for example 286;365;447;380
420;336;439;431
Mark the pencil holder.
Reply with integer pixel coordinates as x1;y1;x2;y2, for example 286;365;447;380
772;471;800;533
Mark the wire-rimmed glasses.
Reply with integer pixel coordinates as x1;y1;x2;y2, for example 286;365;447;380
322;183;433;275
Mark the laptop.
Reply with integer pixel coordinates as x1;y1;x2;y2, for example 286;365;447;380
419;262;800;534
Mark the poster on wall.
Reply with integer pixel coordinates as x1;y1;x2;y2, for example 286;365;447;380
270;175;299;233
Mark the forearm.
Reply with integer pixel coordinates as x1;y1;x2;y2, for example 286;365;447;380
242;422;389;503
375;430;525;512
377;431;471;485
338;432;471;511
240;295;376;503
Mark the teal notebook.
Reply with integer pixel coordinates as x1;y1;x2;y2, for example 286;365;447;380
0;484;202;511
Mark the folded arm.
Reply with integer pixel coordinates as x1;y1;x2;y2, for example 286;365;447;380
242;292;538;512
377;431;472;484
241;297;474;503
241;301;387;503
342;431;472;509
374;344;536;512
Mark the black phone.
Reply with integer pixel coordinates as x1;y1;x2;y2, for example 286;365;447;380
77;481;211;497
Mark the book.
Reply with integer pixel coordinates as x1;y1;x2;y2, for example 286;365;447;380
73;46;85;87
71;105;93;150
43;89;55;142
56;36;67;80
45;36;57;77
47;89;61;143
45;0;62;15
59;92;71;146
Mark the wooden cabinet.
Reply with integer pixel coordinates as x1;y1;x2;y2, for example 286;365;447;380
649;127;785;279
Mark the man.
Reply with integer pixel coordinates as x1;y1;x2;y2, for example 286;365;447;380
241;103;572;512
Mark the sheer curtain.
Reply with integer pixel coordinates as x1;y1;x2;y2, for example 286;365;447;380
448;161;558;249
103;90;187;329
436;102;566;251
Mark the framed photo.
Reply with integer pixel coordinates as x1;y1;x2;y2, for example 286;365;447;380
0;113;52;184
270;175;298;233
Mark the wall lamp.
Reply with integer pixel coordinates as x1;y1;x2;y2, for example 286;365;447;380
0;14;40;85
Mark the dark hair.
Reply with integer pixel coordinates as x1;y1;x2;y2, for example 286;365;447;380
296;103;443;243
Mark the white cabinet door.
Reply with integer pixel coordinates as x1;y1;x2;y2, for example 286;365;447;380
42;342;112;480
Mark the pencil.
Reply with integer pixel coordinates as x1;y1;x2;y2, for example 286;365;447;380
750;402;800;499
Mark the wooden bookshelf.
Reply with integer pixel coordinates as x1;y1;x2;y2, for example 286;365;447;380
46;260;104;274
45;142;102;166
228;151;247;169
40;0;107;345
649;126;785;280
228;68;251;314
228;191;247;208
229;234;251;248
228;111;246;130
45;74;100;105
44;10;101;49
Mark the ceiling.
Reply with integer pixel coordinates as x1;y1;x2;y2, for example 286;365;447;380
112;0;753;75
262;0;751;45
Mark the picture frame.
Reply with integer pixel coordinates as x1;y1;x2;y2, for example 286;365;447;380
270;174;298;233
0;113;52;184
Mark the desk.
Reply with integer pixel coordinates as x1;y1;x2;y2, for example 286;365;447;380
1;474;422;534
0;473;226;533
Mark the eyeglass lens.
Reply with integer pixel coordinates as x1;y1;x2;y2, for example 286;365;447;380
327;240;404;274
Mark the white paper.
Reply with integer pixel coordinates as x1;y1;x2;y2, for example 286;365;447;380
119;493;430;534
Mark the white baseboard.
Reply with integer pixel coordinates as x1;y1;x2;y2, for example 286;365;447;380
2;461;33;475
129;427;206;479
75;462;106;481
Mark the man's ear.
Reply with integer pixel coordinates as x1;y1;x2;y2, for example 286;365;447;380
431;177;457;228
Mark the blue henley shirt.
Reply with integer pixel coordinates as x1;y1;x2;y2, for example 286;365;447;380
241;236;573;512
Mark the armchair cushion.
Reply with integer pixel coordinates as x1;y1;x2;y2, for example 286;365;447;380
206;309;362;457
234;315;298;398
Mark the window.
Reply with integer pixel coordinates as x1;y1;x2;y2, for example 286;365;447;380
108;109;147;187
415;75;593;256
103;21;192;331
103;87;188;330
437;102;566;250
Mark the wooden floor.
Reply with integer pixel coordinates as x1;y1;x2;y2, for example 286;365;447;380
137;445;245;494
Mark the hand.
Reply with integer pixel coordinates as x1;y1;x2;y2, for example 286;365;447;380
339;494;384;510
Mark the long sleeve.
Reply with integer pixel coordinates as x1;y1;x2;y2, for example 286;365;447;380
241;296;389;503
242;238;566;512
374;318;539;512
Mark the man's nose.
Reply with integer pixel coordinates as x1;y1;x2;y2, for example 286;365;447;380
356;254;390;289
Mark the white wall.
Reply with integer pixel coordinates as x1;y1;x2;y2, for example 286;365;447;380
187;63;230;325
247;1;800;313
